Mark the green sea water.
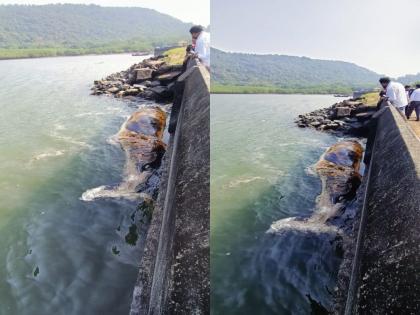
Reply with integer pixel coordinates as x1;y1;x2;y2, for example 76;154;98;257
211;94;348;315
0;54;155;315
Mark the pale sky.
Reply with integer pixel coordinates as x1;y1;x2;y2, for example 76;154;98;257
0;0;210;25
212;0;420;77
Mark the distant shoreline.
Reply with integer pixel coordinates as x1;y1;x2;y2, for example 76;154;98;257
210;84;357;95
0;51;153;62
210;91;351;95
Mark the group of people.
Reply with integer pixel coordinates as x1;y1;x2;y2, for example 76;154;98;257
187;25;210;69
379;77;420;121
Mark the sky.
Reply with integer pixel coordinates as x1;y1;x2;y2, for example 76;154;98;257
0;0;210;25
212;0;420;77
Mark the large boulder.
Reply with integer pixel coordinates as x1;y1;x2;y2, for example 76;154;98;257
142;59;165;69
336;107;352;118
107;87;120;94
149;85;172;100
135;68;154;82
155;71;182;83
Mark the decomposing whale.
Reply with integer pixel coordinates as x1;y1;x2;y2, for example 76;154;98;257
81;106;167;201
269;140;363;233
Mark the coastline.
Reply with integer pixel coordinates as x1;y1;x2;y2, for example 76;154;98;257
0;51;153;62
211;91;350;95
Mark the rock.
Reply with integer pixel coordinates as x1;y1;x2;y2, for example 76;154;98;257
324;123;340;130
143;60;165;68
143;80;152;87
310;121;322;128
149;81;161;87
116;91;125;98
355;112;374;122
142;90;156;99
155;71;182;83
351;105;376;115
149;86;172;99
125;88;140;96
336;107;352;118
342;100;363;107
107;87;120;94
135;68;154;82
344;117;358;123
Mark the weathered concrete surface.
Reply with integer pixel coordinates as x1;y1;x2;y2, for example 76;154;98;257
408;118;420;137
342;105;420;314
129;61;209;314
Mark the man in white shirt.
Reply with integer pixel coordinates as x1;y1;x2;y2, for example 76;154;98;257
379;77;408;113
189;25;210;69
408;84;420;121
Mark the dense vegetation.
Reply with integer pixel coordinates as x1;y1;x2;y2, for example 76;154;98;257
211;48;381;94
0;4;191;59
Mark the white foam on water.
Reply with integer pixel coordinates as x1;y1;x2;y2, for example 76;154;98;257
74;112;106;117
51;133;92;149
81;171;152;202
106;134;120;146
33;150;66;160
305;164;318;176
268;216;338;235
225;176;265;189
53;123;66;131
80;185;148;202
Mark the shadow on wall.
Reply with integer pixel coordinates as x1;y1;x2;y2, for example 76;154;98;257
345;105;420;314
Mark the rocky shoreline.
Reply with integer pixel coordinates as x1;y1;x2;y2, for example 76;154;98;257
295;98;377;137
91;54;184;102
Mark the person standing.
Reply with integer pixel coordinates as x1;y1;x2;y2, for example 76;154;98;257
408;84;420;121
379;77;408;113
189;25;210;69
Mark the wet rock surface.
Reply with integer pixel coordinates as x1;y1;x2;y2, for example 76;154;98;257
295;99;376;137
91;55;184;102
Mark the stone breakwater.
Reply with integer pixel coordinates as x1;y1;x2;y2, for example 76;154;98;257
295;99;377;136
91;55;184;102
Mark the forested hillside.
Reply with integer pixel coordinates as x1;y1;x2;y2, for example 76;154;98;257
398;73;420;85
0;4;191;58
211;48;381;94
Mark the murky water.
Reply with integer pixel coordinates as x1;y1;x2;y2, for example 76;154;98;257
211;94;349;314
0;54;159;315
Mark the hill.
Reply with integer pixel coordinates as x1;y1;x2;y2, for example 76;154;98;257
211;48;381;94
397;73;420;85
0;4;191;59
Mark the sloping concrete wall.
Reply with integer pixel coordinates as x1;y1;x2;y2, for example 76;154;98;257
343;105;420;314
130;61;210;315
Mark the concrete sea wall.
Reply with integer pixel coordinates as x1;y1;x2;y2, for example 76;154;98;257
129;60;210;315
341;105;420;314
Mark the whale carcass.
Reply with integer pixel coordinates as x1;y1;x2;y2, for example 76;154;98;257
269;140;363;233
81;106;167;201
